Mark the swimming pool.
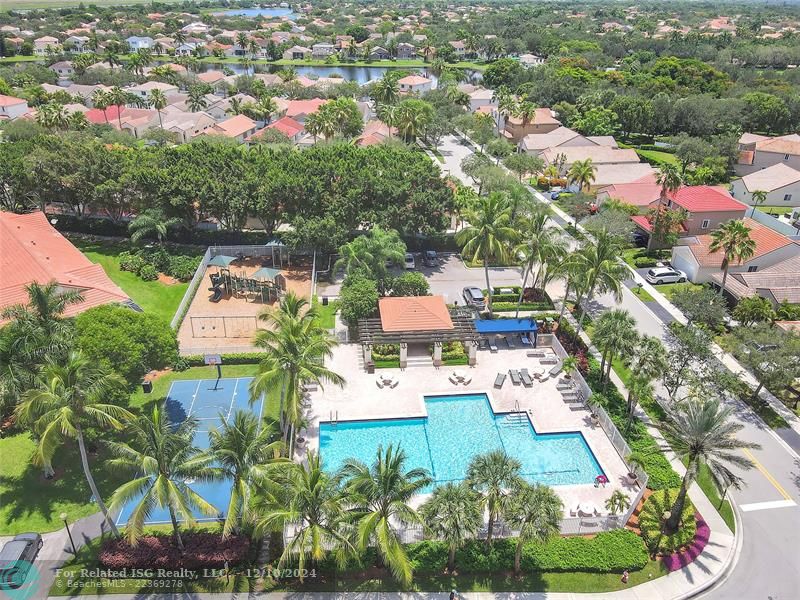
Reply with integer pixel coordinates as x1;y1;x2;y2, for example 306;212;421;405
319;393;604;488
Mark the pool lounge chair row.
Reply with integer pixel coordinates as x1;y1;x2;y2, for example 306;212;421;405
508;369;534;387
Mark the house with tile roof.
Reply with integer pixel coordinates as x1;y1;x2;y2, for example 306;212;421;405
503;108;561;143
33;36;61;56
284;98;327;122
596;181;663;213
710;254;800;306
0;212;131;324
731;163;800;208
247;116;306;144
736;133;800;175
397;74;432;94
670;217;800;284
206;114;259;142
0;95;30;121
379;296;454;332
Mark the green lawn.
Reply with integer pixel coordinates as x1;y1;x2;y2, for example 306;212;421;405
630;285;656;303
653;282;704;301
312;297;339;329
69;237;190;324
635;149;679;166
0;433;125;535
756;205;794;216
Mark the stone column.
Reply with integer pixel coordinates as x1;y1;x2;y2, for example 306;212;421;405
433;341;443;366
468;340;477;366
399;342;408;369
364;344;373;373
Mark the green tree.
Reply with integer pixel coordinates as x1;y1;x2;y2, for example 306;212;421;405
731;325;800;401
370;75;400;106
108;404;217;548
420;482;482;571
605;489;631;517
663;323;714;399
573;231;628;334
339;274;379;324
671;286;729;329
709;220;756;295
456;192;517;316
572;106;619;136
16;351;132;536
514;209;567;317
742;92;790;134
503;153;544;183
128;208;182;244
567;158;597;192
733;296;776;326
506;483;562;574
660;398;758;533
341;445;432;586
389;271;430;297
748;190;768;218
593;309;639;386
466;450;521;544
334;227;407;279
187;85;209;112
395;98;434;142
148;88;167;130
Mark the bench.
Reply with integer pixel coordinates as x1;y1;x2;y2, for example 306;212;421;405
494;373;507;388
556;383;573;391
489;342;498;353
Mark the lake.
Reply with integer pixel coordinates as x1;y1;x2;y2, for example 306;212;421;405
216;7;297;19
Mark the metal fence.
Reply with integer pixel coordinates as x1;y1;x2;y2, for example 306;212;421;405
170;246;211;330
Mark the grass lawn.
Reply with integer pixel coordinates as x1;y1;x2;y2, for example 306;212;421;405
630;285;656;303
0;433;125;535
635;149;679;166
69;237;190;325
312;297;339;329
653;282;703;301
756;205;794;216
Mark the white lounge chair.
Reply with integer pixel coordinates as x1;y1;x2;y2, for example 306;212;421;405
376;379;384;389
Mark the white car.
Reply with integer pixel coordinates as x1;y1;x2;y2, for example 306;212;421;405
645;266;687;284
404;253;415;270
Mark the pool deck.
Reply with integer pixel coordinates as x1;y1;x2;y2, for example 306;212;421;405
301;344;638;518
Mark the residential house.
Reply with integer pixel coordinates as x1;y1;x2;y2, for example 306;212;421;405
730;163;800;208
206;114;259;143
204;93;257;121
0;95;30;121
197;70;227;88
369;46;390;60
335;35;354;50
519;53;545;67
85;106;159;137
0;212;131;324
397;74;432;94
504;108;562;143
4;38;24;53
465;87;496;113
0;25;20;35
311;43;336;59
449;40;466;58
596;181;663;214
64;35;90;53
711;253;800;306
128;81;179;102
671;217;800;284
631;186;749;247
396;42;416;59
33;36;61;56
282;45;311;60
174;42;203;57
182;22;210;35
285;98;327;122
518;125;616;153
247;116;306;143
356;120;396;146
126;36;154;51
736;133;800;175
49;61;74;80
159;106;215;143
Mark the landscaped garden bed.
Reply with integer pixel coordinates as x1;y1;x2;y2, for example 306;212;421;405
483;287;555;312
371;344;401;369
638;490;697;555
99;531;250;570
429;341;469;366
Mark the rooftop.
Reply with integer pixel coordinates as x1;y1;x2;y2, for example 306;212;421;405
687;217;799;267
379;295;454;332
666;186;747;213
739;163;800;192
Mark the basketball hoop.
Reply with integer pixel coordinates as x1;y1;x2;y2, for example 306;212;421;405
204;354;222;366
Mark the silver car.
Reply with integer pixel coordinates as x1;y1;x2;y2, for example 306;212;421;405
0;533;42;589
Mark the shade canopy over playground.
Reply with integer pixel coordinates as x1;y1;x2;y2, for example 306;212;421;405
208;254;237;268
251;267;281;280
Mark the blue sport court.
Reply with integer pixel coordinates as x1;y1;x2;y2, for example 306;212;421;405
115;377;263;526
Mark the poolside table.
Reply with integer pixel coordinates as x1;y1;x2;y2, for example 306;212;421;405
578;503;598;517
531;366;545;379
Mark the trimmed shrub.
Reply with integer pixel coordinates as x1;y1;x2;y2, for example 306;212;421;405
492;301;554;312
639;489;696;554
99;532;249;570
118;251;146;274
137;263;159;281
184;351;264;366
168;255;201;281
372;344;400;361
522;529;648;572
634;256;659;268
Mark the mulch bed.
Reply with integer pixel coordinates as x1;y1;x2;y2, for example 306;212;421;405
660;513;710;572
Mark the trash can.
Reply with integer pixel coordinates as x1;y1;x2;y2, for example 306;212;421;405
322;296;329;306
141;380;153;394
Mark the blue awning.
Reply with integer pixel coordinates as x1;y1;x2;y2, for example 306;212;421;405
474;318;538;335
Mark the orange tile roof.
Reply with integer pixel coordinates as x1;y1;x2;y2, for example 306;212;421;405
665;186;747;213
379;296;454;332
209;114;257;137
688;217;799;267
0;212;129;322
0;94;26;107
285;98;327;119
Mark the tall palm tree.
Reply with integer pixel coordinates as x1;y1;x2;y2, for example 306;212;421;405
506;483;562;574
187;85;208;112
627;335;668;382
252;452;354;578
648;163;683;249
250;292;344;446
420;482;482;572
68;111;88;131
15;351;132;536
208;410;286;537
107;86;129;129
492;86;516;132
513;209;567;317
376;103;398;137
371;75;400;106
394;100;433;142
553;253;586;327
92;89;111;124
36;102;68;130
592;309;639;385
573;231;628;334
304;111;323;144
108;404;218;549
748;190;767;218
567;158;597;192
626;372;654;430
513;96;538;128
128;209;182;244
456;192;517;316
466;450;522;544
660;397;759;533
334;226;406;279
708;220;756;295
341;445;432;586
149;88;167;129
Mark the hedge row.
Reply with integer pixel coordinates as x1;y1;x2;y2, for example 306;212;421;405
638;144;676;153
184;352;264;366
119;249;200;282
493;301;555;312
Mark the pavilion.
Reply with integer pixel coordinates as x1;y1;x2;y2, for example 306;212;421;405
357;296;479;369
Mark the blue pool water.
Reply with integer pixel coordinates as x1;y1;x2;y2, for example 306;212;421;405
319;394;604;489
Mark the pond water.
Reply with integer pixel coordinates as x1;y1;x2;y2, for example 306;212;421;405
216;7;297;19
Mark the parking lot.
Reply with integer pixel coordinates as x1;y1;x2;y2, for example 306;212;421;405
317;253;523;304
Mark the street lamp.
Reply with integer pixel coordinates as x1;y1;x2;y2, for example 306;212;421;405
61;512;77;555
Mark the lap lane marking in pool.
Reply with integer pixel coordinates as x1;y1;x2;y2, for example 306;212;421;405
115;377;263;525
319;393;604;489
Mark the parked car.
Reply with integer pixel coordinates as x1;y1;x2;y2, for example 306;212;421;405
0;533;42;589
462;286;485;307
423;250;438;267
645;266;686;284
404;253;415;270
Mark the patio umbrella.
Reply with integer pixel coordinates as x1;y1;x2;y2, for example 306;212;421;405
208;254;237;268
252;267;281;281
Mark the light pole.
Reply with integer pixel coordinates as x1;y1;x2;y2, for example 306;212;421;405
61;512;77;555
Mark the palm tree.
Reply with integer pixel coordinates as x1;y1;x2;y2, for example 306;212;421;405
304;111;324;144
91;89;111;124
107;404;218;549
567;158;597;192
513;209;567;317
421;42;435;62
68;111;88;131
15;351;132;537
252;452;354;578
592;309;639;386
149;89;167;129
553;253;586;327
187;85;208;112
604;489;631;518
492;86;516;132
627;335;668;382
103;48;120;69
107;86;129;129
394;100;433;142
660;397;759;533
250;292;344;446
128;209;182;244
506;483;562;574
626;372;654;430
371;75;400;106
241;56;253;76
376;103;398;138
334;226;406;279
341;445;432;586
749;190;767;218
648;164;683;249
36;102;68;130
709;220;756;295
208;410;286;537
466;450;521;544
236;32;249;55
573;231;628;334
513;96;538;128
456;192;517;316
420;482;481;572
